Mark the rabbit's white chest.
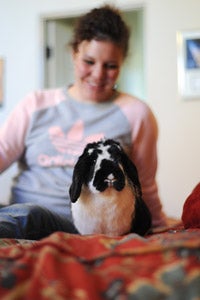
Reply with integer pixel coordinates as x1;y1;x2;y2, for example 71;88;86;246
71;185;135;236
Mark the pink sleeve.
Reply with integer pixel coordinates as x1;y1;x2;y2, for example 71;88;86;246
0;88;64;173
0;93;34;172
116;94;167;227
132;106;167;227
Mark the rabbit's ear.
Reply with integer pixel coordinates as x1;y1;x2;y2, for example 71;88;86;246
120;151;142;196
120;150;152;235
131;196;152;236
69;153;90;203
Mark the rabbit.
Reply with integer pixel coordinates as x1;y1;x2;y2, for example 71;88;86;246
69;139;152;236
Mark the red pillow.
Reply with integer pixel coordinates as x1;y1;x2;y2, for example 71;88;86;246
182;182;200;229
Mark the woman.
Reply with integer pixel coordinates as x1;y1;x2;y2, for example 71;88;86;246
0;5;167;239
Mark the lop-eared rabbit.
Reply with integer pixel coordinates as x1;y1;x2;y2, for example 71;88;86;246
69;139;152;236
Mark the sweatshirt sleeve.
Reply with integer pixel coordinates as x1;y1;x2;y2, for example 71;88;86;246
116;94;167;227
131;104;167;227
0;93;33;173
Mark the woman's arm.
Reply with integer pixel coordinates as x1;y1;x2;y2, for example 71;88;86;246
116;93;167;227
130;104;167;227
0;95;32;173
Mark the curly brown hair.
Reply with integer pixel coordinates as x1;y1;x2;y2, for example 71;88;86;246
70;5;130;58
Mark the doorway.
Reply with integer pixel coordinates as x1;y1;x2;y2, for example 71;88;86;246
42;8;145;100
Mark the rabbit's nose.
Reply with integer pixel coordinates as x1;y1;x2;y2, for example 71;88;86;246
104;174;116;187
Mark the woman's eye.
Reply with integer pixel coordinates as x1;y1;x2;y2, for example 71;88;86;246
105;64;118;70
84;59;94;65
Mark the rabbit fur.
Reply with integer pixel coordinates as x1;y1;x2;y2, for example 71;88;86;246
69;139;152;236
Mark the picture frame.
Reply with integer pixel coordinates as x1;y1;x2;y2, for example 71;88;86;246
177;30;200;100
0;58;4;106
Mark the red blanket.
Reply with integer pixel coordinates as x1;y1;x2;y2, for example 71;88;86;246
182;182;200;229
0;228;199;299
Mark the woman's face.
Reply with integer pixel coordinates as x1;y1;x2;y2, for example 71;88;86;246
71;39;124;102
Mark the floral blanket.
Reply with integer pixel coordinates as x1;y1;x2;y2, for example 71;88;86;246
0;228;199;299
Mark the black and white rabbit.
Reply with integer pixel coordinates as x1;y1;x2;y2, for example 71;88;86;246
69;139;152;236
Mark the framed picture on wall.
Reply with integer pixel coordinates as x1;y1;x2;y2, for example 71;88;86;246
177;30;200;100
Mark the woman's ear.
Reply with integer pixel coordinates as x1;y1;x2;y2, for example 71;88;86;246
71;47;79;61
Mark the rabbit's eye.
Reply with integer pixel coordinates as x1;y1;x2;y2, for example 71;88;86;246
109;145;120;156
90;152;98;162
97;149;102;155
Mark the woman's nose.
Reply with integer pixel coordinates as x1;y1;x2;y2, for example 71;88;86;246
92;64;105;80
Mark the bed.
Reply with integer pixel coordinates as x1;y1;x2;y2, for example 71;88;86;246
0;182;200;299
0;224;199;299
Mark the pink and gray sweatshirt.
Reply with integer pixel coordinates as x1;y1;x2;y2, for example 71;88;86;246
0;87;166;227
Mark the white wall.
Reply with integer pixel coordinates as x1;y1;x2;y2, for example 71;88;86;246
0;0;200;218
145;0;200;218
